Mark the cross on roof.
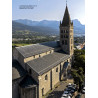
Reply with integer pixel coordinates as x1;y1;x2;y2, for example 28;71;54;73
66;0;67;6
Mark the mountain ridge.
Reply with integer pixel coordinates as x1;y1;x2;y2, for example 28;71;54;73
13;19;85;36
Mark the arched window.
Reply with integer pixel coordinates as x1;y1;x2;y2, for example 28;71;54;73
45;75;48;80
71;39;72;44
56;67;58;72
42;88;44;96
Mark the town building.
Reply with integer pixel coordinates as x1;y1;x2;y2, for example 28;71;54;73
12;4;74;98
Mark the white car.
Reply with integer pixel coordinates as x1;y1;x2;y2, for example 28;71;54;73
61;94;71;98
82;87;85;94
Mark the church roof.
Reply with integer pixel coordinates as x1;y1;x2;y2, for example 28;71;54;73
19;75;37;88
12;60;26;80
16;41;60;58
61;5;71;26
26;50;70;75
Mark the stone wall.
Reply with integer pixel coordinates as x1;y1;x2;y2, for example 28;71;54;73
38;70;51;98
26;64;39;83
12;78;23;98
13;48;19;60
38;62;68;98
51;64;60;88
20;86;37;98
18;53;25;69
24;56;34;63
40;52;47;57
13;48;25;69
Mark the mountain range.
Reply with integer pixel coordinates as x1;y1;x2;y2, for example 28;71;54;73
13;19;85;36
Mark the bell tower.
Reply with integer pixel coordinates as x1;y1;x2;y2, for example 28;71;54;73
60;4;74;56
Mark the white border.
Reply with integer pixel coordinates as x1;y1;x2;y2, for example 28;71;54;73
86;0;98;98
0;0;12;98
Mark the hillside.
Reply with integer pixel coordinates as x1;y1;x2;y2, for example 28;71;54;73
12;21;59;36
13;19;85;36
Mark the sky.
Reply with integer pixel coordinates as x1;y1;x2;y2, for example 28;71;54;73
12;0;85;24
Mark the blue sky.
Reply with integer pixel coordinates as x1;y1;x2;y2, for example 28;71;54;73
12;0;85;24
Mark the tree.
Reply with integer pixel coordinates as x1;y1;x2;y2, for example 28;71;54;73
71;69;84;92
71;49;85;92
73;50;85;73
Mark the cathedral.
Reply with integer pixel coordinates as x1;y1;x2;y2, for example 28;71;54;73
12;4;74;98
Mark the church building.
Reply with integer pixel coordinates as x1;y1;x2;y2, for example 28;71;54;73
12;4;74;98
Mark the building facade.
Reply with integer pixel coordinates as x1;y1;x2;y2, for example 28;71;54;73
12;4;74;98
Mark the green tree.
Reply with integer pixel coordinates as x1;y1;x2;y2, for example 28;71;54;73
71;49;85;92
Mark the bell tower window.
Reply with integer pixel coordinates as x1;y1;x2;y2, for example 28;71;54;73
65;40;67;45
62;40;64;45
66;30;69;33
61;30;63;33
66;35;68;38
61;35;63;38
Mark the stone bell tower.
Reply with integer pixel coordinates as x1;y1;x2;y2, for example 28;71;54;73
60;4;74;56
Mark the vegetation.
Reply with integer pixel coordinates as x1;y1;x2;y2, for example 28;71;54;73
74;36;85;44
12;21;59;36
71;49;85;92
12;43;32;48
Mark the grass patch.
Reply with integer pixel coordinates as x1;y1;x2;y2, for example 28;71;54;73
12;43;32;47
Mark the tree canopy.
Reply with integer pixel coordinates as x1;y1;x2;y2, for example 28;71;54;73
71;49;85;92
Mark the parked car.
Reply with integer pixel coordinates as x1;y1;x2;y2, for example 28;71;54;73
82;87;85;94
61;94;71;98
67;84;76;89
66;87;75;91
66;83;72;87
63;91;72;97
63;91;69;94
